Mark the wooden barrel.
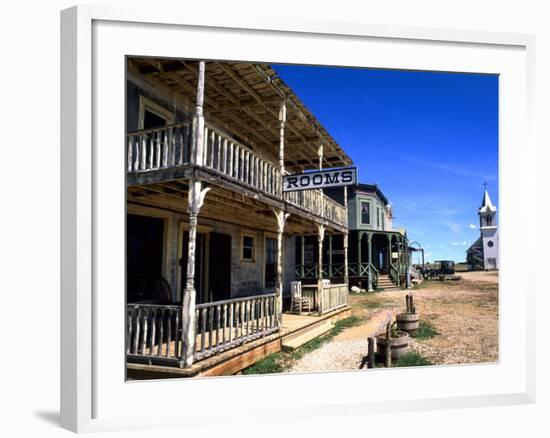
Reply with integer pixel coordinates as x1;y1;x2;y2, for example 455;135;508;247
376;331;409;360
396;313;420;335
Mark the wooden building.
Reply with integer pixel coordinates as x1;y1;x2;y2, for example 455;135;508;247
125;58;352;372
295;183;411;291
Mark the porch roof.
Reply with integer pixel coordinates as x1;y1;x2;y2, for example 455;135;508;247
128;58;353;172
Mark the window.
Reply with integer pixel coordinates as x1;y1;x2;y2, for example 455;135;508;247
138;96;174;130
241;233;255;261
487;240;494;248
264;238;278;288
360;201;370;225
376;206;381;228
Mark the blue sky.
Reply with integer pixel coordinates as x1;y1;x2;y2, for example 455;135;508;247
273;65;499;263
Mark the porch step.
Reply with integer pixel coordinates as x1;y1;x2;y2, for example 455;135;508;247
281;321;333;351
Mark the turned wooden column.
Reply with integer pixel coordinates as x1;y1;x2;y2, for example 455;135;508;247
279;100;286;174
181;61;210;368
343;186;349;286
317;224;325;313
328;234;333;278
300;235;305;279
273;209;289;326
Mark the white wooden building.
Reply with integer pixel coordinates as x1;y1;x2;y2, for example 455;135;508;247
125;58;352;371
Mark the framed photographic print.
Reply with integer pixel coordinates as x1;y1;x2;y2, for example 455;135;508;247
61;5;536;433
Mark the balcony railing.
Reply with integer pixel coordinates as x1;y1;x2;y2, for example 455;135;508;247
127;122;347;228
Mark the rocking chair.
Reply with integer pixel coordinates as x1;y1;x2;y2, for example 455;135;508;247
290;281;313;314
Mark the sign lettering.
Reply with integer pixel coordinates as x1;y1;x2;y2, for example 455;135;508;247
283;167;357;192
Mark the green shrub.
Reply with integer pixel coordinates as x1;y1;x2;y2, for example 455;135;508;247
393;351;432;367
413;321;439;340
241;353;284;375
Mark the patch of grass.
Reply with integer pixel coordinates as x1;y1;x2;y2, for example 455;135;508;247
393;351;432;367
242;316;363;373
413;320;439;340
241;352;284;375
412;281;430;290
291;316;362;360
363;301;383;309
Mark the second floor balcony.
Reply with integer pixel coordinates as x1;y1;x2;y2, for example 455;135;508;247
126;120;348;230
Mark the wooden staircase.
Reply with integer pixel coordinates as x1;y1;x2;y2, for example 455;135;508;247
377;275;400;291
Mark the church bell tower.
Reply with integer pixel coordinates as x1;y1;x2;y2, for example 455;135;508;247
479;185;498;270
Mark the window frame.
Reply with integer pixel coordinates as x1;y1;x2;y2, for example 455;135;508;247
240;232;256;262
360;200;371;225
137;95;175;130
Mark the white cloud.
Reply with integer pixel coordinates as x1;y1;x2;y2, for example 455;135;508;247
469;224;477;229
450;241;470;246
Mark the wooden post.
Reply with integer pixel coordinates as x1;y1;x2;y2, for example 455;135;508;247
328;234;333;278
367;232;374;292
317;223;325;314
343;186;349;287
300;235;305;278
278;101;286;174
367;337;375;369
273;209;289;326
385;322;392;368
357;231;362;280
180;61;210;368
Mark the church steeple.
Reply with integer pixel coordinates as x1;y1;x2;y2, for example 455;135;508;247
467;183;499;270
479;184;497;228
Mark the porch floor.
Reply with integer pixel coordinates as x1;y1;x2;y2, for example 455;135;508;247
127;306;351;379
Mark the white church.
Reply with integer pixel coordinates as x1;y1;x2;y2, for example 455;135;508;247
466;187;499;270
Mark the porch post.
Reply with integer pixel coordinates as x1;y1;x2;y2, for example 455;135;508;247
399;237;405;286
328;234;333;278
367;232;374;292
343;186;349;286
300;235;305;278
180;61;209;368
357;232;362;278
405;238;411;288
317;224;325;313
279;100;286;173
273;209;289;326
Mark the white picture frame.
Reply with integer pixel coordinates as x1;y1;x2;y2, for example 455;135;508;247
60;5;536;433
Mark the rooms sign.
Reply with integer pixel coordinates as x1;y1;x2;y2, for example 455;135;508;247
283;167;357;192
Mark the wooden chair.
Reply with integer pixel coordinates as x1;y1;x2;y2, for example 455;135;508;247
290;281;313;314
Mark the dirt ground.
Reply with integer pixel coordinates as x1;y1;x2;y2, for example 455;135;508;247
287;271;498;373
350;271;499;365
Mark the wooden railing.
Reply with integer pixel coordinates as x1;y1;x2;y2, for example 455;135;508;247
126;122;347;228
283;188;347;228
319;283;349;314
127;304;182;365
194;293;278;360
203;123;282;197
127;294;278;366
295;263;346;279
127;123;192;172
389;264;399;286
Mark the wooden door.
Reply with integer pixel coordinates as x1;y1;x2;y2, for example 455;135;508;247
126;214;164;303
208;232;231;302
